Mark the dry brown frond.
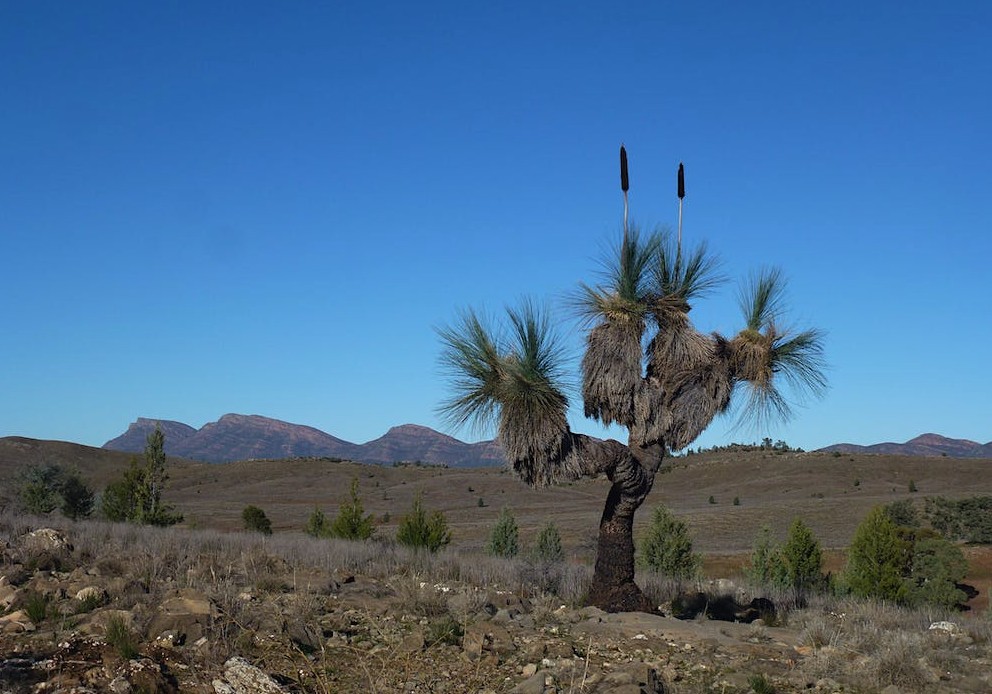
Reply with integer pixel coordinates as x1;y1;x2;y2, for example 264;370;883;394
581;319;644;428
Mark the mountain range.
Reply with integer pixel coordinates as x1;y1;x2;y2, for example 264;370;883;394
102;414;504;466
103;415;992;466
818;433;992;459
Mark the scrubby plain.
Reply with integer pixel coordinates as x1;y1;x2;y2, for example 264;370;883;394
2;439;992;692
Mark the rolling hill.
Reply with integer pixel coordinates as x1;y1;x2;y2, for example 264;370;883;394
103;414;504;466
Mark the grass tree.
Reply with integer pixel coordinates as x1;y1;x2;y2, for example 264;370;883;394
437;148;826;612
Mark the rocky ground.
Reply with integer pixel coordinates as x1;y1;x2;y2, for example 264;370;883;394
2;527;991;693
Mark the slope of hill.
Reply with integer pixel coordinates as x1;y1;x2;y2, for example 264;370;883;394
103;414;502;466
819;433;992;458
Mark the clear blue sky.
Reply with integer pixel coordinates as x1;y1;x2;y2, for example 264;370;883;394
3;2;990;452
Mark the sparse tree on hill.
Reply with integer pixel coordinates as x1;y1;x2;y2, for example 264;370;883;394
637;504;700;587
17;464;94;520
242;505;273;535
780;518;824;605
534;521;564;562
59;473;95;520
328;479;376;541
845;506;910;602
745;525;788;589
17;464;63;515
487;507;519;557
101;428;182;526
396;493;451;553
437;148;826;611
305;507;330;538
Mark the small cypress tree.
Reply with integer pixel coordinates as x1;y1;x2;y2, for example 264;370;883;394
328;479;375;540
745;525;788;589
637;504;700;585
487;507;519;557
304;507;330;538
59;473;95;521
242;505;273;535
845;506;909;602
534;521;564;562
780;518;824;605
396;493;451;553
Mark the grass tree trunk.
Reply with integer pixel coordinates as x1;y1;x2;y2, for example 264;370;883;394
587;444;664;612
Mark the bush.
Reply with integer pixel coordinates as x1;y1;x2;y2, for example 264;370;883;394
105;613;139;660
486;507;519;557
17;464;95;521
242;505;273;535
780;518;824;604
101;429;182;526
396;494;451;553
534;521;564;562
304;507;330;538
746;525;788;589
59;473;95;520
883;499;919;528
905;534;967;609
845;506;910;602
328;479;375;541
637;504;700;584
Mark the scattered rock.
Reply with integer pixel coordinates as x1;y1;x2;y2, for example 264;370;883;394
213;656;286;693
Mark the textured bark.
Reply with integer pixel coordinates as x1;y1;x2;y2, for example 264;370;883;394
586;444;665;613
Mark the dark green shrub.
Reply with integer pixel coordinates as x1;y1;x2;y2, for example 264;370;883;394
534;522;564;562
748;673;775;694
59;473;94;520
105;613;139;660
486;507;519;557
845;506;909;602
396;494;451;553
427;614;463;646
637;504;700;584
745;525;788;589
328;479;375;540
242;505;273;535
304;507;330;538
780;518;824;604
24;591;49;624
733;496;740;506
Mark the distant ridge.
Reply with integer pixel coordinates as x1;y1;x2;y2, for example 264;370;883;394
818;433;992;458
103;414;504;467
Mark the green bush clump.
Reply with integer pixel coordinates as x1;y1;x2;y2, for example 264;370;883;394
242;505;273;535
328;479;375;541
534;521;564;562
105;613;140;660
637;504;700;584
396;494;451;553
486;507;519;557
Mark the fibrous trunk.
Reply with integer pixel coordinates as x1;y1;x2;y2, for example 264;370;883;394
586;446;663;613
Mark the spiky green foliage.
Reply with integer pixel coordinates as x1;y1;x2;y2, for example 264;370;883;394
438;301;577;485
486;507;519;558
731;268;827;427
101;430;182;527
396;494;451;553
575;227;659;324
651;232;723;310
329;479;376;541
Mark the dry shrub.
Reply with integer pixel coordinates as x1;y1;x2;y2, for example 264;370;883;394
860;631;930;691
